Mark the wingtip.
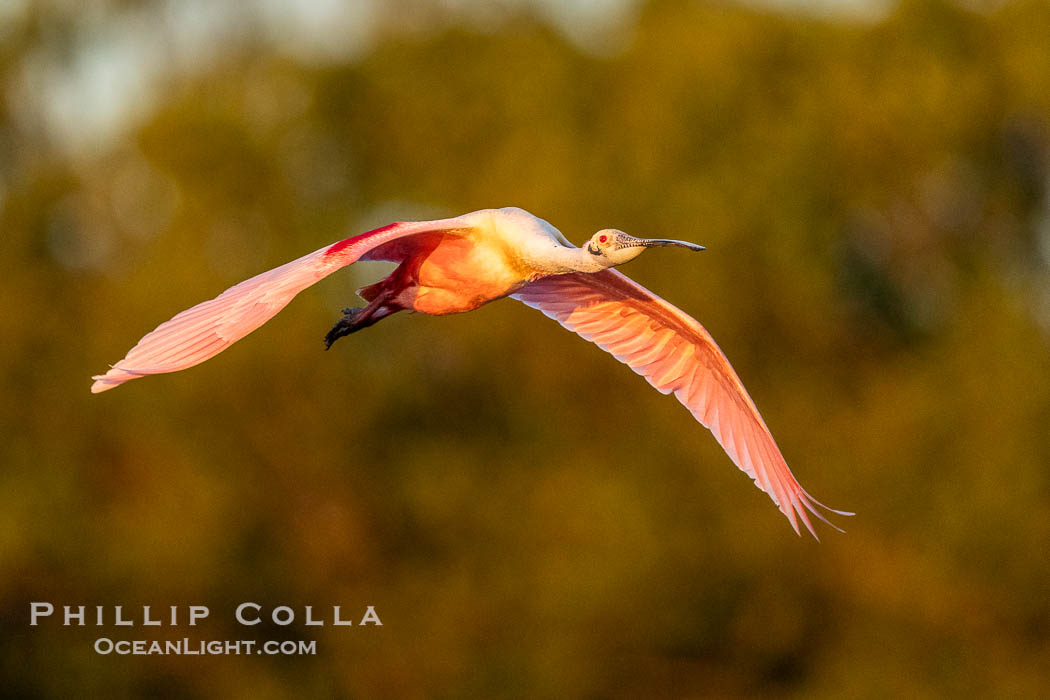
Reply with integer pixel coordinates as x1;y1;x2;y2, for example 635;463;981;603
90;377;115;393
90;367;130;393
783;489;854;539
795;498;821;540
802;488;856;518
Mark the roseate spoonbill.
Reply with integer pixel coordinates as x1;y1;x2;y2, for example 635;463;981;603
91;207;850;536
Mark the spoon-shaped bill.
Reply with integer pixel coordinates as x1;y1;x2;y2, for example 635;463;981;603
620;235;705;252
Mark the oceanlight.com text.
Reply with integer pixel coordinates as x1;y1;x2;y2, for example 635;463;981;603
93;638;317;656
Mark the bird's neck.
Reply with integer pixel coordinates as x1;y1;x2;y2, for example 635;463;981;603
528;244;607;276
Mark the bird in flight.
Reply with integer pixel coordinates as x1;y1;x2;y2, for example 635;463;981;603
92;207;850;537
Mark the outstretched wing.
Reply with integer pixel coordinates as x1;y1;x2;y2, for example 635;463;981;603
511;269;850;537
91;216;473;393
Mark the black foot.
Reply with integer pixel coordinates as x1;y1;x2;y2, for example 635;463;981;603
324;308;363;350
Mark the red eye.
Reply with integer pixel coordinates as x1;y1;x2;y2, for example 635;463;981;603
599;235;608;243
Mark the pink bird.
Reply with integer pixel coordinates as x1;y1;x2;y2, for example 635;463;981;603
92;207;850;536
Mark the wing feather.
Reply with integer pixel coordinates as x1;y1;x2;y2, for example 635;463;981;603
91;216;473;393
512;269;850;537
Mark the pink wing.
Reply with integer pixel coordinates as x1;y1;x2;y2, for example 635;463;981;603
512;269;851;538
91;216;472;393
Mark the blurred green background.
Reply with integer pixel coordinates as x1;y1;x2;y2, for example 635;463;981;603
3;0;1050;697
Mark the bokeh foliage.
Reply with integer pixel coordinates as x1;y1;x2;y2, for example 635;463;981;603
3;0;1050;696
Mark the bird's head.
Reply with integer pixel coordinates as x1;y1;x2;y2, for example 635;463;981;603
584;229;705;268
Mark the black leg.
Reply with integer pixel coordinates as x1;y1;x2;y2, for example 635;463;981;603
324;308;365;349
323;299;399;349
